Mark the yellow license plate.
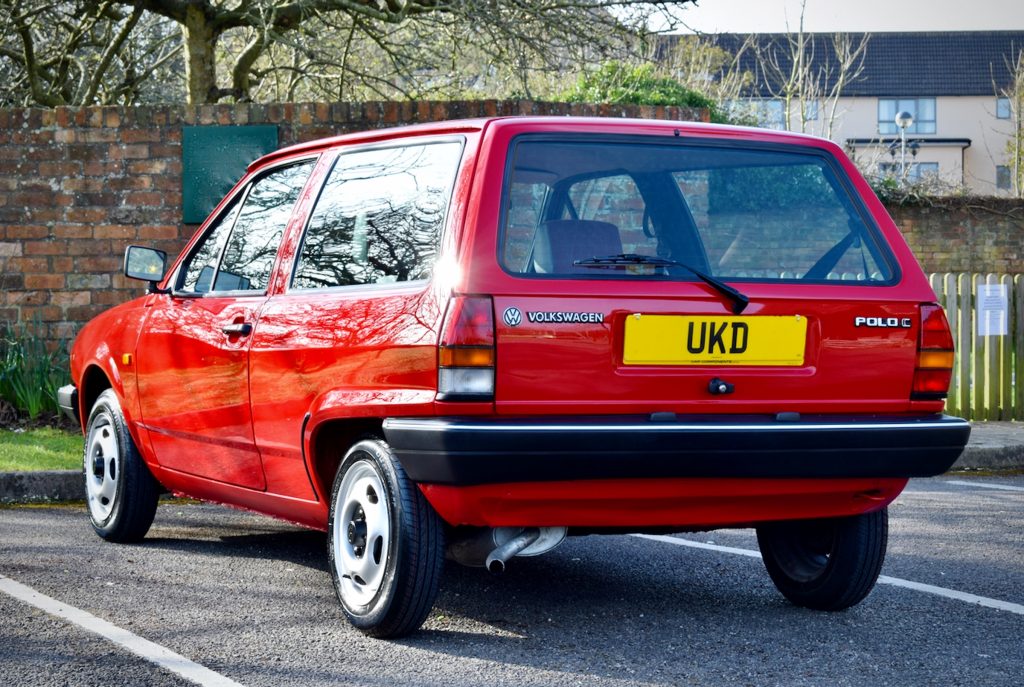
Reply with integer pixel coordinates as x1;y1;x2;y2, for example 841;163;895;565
623;315;807;366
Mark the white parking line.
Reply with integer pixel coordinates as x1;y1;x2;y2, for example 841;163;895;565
944;480;1024;493
0;574;244;687
632;534;1024;617
876;575;1024;614
634;533;762;559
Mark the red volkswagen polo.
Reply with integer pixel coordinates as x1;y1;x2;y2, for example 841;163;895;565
59;117;970;637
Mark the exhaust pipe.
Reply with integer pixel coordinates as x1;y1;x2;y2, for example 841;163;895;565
485;528;540;574
445;526;566;568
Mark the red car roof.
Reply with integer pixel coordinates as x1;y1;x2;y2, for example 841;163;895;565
249;116;832;172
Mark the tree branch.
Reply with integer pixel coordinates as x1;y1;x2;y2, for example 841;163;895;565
15;14;65;106
83;5;143;103
97;0;192;24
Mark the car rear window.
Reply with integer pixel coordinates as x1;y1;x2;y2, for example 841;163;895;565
500;138;895;283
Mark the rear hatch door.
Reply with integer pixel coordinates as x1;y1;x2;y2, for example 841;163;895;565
484;134;927;416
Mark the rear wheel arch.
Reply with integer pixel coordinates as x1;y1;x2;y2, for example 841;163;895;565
307;417;384;502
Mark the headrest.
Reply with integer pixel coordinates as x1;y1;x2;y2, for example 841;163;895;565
531;219;622;274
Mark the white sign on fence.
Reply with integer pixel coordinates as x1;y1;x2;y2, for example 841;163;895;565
977;284;1008;336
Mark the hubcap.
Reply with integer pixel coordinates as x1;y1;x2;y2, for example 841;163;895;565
85;412;119;522
332;460;390;608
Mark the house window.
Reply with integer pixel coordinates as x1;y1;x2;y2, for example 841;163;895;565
803;100;820;121
878;98;936;135
879;161;939;181
912;162;939;180
728;99;785;130
997;165;1012;190
996;97;1012;119
757;99;785;129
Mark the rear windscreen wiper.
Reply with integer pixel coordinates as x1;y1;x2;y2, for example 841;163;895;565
574;253;750;314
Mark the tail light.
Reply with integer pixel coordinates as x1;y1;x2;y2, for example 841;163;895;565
911;304;954;400
437;296;494;401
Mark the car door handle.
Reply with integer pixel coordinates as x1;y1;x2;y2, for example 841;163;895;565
222;322;253;337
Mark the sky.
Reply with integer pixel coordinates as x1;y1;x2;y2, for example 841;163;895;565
670;0;1024;33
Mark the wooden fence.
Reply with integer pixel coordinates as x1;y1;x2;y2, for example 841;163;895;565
929;273;1024;420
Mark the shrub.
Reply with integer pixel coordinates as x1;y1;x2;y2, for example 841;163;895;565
0;319;71;421
867;172;970;206
562;62;730;124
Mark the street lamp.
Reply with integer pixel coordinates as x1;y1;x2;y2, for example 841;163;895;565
895;111;914;180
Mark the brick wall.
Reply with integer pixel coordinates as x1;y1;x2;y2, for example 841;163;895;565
1;100;1021;346
887;200;1024;275
0;100;704;344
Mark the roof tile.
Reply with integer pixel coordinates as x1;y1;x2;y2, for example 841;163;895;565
673;31;1024;97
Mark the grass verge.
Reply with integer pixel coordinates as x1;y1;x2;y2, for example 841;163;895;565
0;427;82;471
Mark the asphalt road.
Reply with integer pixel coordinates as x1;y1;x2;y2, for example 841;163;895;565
1;475;1021;687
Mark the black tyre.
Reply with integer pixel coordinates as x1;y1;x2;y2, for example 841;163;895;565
756;508;888;611
327;438;444;638
84;389;160;542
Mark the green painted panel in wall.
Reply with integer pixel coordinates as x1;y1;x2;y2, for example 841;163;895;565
181;125;279;224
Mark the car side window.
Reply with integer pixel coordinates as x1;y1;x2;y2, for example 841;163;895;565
179;198;241;293
292;142;462;290
216;161;315;292
177;160;314;295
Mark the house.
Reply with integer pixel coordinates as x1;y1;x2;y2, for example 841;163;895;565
665;31;1023;195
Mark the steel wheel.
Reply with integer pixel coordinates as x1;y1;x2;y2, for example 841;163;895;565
327;438;444;638
83;389;160;542
332;460;391;608
85;409;119;523
756;508;888;611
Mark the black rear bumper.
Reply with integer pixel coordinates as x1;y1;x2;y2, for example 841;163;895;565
382;414;971;486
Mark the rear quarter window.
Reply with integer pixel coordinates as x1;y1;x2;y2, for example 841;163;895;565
292;141;463;289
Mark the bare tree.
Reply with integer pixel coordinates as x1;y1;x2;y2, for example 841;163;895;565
0;0;182;107
232;1;671;103
650;33;753;111
1000;49;1024;197
0;1;698;106
746;0;869;137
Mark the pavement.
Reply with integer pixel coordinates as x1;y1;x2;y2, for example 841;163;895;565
2;475;1022;686
1;421;1022;503
951;421;1024;471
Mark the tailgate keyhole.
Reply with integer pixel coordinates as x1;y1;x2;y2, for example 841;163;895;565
708;378;735;395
